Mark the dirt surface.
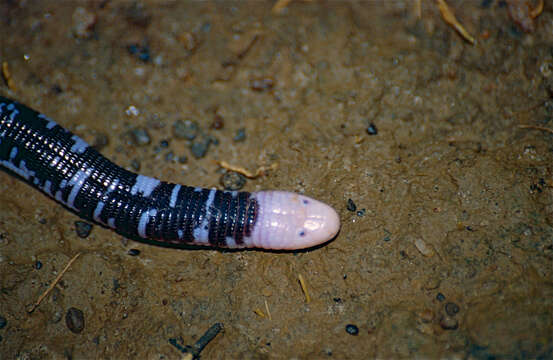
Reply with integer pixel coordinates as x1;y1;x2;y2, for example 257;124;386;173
0;1;552;358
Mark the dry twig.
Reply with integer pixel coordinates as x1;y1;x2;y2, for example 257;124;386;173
518;124;553;134
217;160;278;179
2;61;17;91
298;273;311;304
437;0;475;44
28;253;81;313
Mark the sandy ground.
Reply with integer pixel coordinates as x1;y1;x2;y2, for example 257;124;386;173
0;1;552;358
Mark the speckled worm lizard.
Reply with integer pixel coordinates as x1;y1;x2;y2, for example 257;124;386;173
0;96;339;250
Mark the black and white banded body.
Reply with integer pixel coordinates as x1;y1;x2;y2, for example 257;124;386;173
0;96;339;250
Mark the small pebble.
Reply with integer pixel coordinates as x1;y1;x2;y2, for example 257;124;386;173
130;159;141;171
52;310;63;323
127;248;141;256
190;139;210;159
129;128;151;146
0;315;7;329
173;119;199;140
74;221;93;238
178;32;198;52
345;324;359;336
35;260;43;270
165;151;175;162
51;84;63;94
481;0;493;8
346;199;357;212
211;114;224;129
92;133;109;151
356;208;365;217
436;293;446;302
423;278;441;290
207;135;219;146
127;43;150;62
220;172;246;191
66;307;85;334
440;315;459;330
366;123;378;135
414;238;434;257
445;302;460;316
159;139;169;148
250;77;274;92
233;128;246;142
201;22;211;32
125;2;151;27
113;279;120;292
72;7;97;39
178;155;188;164
419;309;434;323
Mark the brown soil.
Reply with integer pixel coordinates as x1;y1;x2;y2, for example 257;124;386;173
0;1;551;358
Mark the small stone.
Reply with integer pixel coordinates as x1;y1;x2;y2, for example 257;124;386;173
423;278;441;290
418;309;434;323
127;249;140;256
74;221;93;238
220;172;246;191
178;32;198;52
125;2;151;27
173;119;199;140
0;315;7;329
345;324;359;336
92;132;109;151
159;139;169;148
165;151;175;162
129;128;151;146
366;123;378;135
440;315;458;330
130;159;141;171
211;114;224;129
416;322;435;336
124;1;152;28
346;198;357;212
356;208;365;217
481;0;493;8
51;84;63;94
233;128;246;142
66;307;85;334
436;293;446;302
414;238;434;257
34;260;43;270
52;310;63;323
207;135;219;146
178;155;188;164
127;43;150;62
190;139;210;159
250;77;274;92
445;302;460;316
72;7;97;39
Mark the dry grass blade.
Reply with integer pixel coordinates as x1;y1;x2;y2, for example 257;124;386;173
437;0;475;44
28;253;81;313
